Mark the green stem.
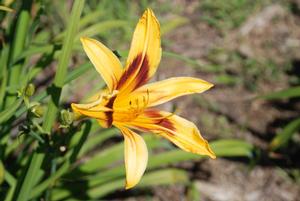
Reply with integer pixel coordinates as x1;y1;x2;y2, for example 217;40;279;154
5;0;32;106
13;1;85;201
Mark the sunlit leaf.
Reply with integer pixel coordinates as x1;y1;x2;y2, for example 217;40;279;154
270;118;300;150
258;86;300;100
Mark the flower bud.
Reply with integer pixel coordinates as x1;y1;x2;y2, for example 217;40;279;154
60;109;74;126
31;104;44;118
25;83;35;97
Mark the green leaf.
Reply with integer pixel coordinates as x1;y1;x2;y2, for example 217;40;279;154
214;74;240;86
88;169;188;199
3;169;17;201
5;0;32;106
76;20;128;39
13;44;59;64
0;46;9;108
82;139;253;180
187;182;200;201
82;139;253;187
78;128;118;156
270;118;300;150
79;135;161;172
149;139;254;169
258;86;300;100
163;51;204;69
78;141;123;172
51;169;188;200
161;16;188;35
212;139;254;157
50;138;253;200
79;10;104;28
0;98;22;124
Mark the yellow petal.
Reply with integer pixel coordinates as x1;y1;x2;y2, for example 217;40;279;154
115;77;213;108
71;99;111;120
125;109;216;159
116;8;161;94
80;37;123;92
117;125;148;189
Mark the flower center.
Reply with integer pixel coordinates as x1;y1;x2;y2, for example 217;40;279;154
113;90;149;123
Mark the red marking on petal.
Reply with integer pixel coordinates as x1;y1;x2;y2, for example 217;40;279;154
133;56;149;90
144;110;161;118
105;96;116;127
144;110;175;132
157;118;175;131
117;54;143;90
116;54;150;91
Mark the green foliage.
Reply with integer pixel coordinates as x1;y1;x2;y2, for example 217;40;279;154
269;118;300;150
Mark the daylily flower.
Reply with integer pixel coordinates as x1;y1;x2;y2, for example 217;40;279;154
71;8;216;189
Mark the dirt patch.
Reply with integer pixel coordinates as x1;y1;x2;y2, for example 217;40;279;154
196;159;300;201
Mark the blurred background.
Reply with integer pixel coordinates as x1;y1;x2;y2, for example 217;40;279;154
1;0;300;200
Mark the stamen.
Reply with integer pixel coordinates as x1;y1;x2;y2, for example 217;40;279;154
124;91;150;121
146;89;150;105
142;96;145;105
135;98;139;110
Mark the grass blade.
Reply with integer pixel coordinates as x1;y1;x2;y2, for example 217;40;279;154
76;20;128;39
6;0;32;106
0;46;9;108
3;168;17;201
270;118;300;150
13;44;59;64
0;98;22;124
163;51;205;69
258;86;300;100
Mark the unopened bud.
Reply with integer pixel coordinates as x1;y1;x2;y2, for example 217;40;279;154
60;109;74;126
31;104;44;118
25;83;35;97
